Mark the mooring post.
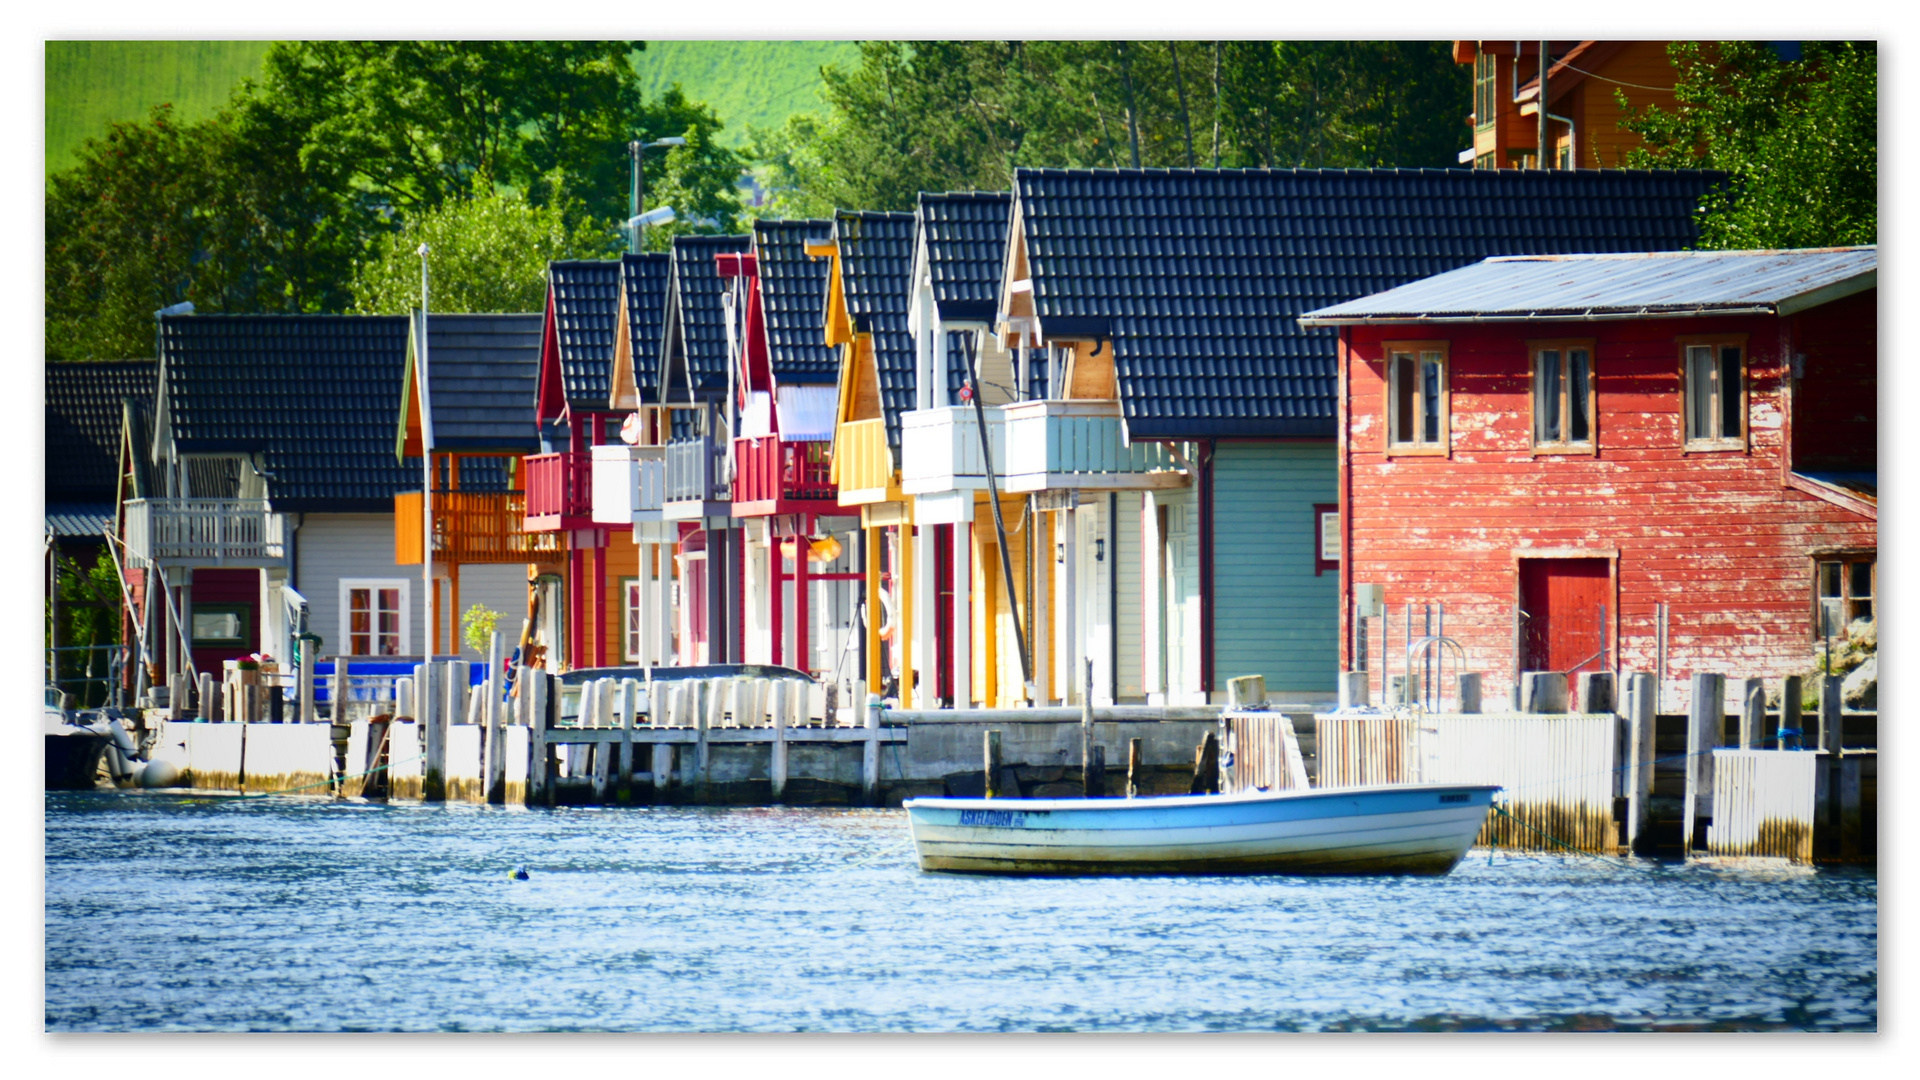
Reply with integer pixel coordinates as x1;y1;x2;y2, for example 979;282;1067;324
1578;671;1615;715
984;729;1002;799
486;633;506;805
1624;672;1656;855
770;682;789;803
1523;671;1569;714
1683;672;1724;856
1190;731;1220;795
362;714;392;801
1080;658;1096;796
1818;674;1843;756
1838;754;1862;861
706;677;726;737
694;683;711;804
526;671;549;807
298;645;316;725
862;693;882;806
1456;672;1482;714
198;672;215;721
423;662;447;803
1779;675;1804;748
1126;737;1143;798
1338;671;1370;710
1737;678;1765;750
617;678;637;803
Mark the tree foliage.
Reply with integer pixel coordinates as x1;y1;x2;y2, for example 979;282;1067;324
1620;42;1876;249
754;41;1469;212
348;187;619;315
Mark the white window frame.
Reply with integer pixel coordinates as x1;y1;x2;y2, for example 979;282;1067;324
622;576;642;662
1382;340;1450;456
338;578;411;657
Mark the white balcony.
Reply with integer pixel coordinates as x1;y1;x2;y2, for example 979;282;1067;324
591;444;667;526
1001;400;1188;493
900;405;1006;495
124;498;288;568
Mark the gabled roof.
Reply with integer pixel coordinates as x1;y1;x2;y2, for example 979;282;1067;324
46;359;155;505
397;313;542;458
1008;167;1721;439
919;191;1012;323
544;260;621;414
659;234;751;402
157;314;415;512
1299;247;1877;325
834;211;916;448
618;253;673;406
753;218;837;384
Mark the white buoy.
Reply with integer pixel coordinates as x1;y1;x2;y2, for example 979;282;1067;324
138;758;182;788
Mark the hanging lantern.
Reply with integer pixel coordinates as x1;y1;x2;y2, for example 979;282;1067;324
808;535;843;564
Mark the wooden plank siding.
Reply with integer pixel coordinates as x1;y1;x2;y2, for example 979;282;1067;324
1211;442;1339;695
1339;292;1877;714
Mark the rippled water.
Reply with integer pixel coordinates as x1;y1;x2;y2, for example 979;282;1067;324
44;792;1876;1032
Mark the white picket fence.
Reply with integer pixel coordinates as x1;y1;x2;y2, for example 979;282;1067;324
1707;749;1819;862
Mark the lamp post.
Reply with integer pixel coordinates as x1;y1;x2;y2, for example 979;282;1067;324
417;243;433;725
629;136;687;252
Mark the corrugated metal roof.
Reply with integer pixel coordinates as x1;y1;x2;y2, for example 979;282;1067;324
46;505;114;539
1299;247;1877;325
1012;167;1723;439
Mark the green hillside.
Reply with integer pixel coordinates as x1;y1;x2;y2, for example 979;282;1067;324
44;40;857;175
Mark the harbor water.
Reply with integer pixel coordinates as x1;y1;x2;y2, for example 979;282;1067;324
44;792;1876;1032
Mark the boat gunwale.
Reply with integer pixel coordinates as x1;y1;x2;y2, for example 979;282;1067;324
903;781;1502;815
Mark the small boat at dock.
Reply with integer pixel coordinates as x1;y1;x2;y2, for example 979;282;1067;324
905;783;1499;876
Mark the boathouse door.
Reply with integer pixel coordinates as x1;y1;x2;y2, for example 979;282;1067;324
1519;558;1610;675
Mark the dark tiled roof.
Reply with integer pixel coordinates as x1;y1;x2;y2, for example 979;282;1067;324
661;234;751;400
834;211;916;449
920;191;1012;322
547;260;620;410
158;315;416;512
753;218;836;384
45;359;155;504
1013;167;1722;439
417;313;542;453
621;253;673;403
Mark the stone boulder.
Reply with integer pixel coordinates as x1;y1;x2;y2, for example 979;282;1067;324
1842;656;1877;711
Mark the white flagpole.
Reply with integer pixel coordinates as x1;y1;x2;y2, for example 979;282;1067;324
418;244;434;722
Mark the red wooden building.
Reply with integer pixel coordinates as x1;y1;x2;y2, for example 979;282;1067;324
1300;247;1877;712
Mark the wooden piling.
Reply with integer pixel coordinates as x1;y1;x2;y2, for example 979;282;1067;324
1087;744;1107;797
334;656;351;723
299;647;316;725
770;681;789;802
486;633;506;805
984;729;1002;798
694;683;711;802
1818;674;1843;755
1578;671;1615;715
1226;674;1267;710
362;715;392;801
527;672;551;807
1080;659;1096;796
1683;672;1724;856
1126;737;1143;798
198;672;215;721
1457;672;1482;714
1737;678;1765;750
861;693;881;805
422;662;447;802
1624;672;1656;854
1780;675;1804;748
1190;731;1220;795
1339;671;1370;710
1522;671;1568;714
617;678;637;803
1838;755;1862;861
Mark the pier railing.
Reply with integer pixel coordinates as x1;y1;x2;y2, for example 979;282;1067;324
664;435;729;511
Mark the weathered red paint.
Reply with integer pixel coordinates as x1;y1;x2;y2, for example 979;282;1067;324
1338;290;1877;711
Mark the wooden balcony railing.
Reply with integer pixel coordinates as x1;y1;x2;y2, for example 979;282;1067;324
732;436;834;512
665;435;729;505
395;490;565;565
123;498;287;568
591;444;668;525
1001;400;1187;492
832;417;895;503
900;405;1006;495
523;451;593;529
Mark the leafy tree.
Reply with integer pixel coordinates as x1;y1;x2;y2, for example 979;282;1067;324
765;41;1469;212
348;187;620;315
1620;42;1876;249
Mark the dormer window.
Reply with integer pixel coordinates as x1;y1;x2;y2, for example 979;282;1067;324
1383;341;1449;456
1680;335;1747;451
1531;340;1596;453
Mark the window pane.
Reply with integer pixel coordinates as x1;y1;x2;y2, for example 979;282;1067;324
1686;347;1713;439
1818;562;1842;597
1850;561;1873;599
1392;355;1415;443
1568;350;1590;442
379;588;400;613
1420;355;1442;444
1719;346;1743;439
1535;351;1561;442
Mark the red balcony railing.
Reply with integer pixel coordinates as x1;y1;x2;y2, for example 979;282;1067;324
732;436;834;510
524;451;594;528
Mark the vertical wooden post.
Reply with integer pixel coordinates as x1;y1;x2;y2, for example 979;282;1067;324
334;656;350;724
198;671;215;721
485;632;505;804
1819;674;1843;755
862;693;881;806
526;671;549;807
1737;678;1765;750
1624;671;1656;855
1578;671;1615;715
1457;672;1482;714
1780;675;1804;748
298;645;316;725
1339;671;1370;710
983;729;1002;799
694;681;711;803
1080;658;1096;796
1683;672;1724;856
423;662;447;802
591;690;612;803
770;684;788;803
1126;737;1143;798
1838;755;1862;861
1189;731;1219;795
617;678;636;803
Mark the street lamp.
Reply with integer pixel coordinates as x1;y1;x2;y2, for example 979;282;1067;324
627;206;677;247
629;136;688;252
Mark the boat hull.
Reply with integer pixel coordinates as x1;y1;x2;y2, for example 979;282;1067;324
45;732;110;791
905;784;1499;876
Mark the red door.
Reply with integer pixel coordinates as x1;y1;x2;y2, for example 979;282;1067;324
1519;559;1610;674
